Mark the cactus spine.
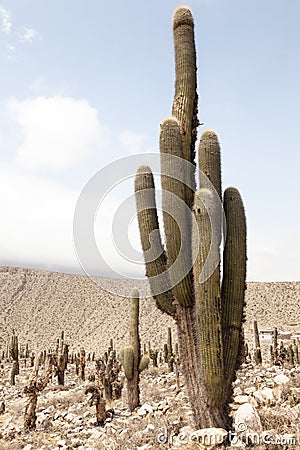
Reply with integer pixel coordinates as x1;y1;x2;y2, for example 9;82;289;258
134;6;247;429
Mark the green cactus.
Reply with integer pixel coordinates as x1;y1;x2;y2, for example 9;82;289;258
10;332;19;376
167;327;174;373
138;353;150;372
134;6;247;429
253;320;262;364
273;327;278;364
120;289;148;411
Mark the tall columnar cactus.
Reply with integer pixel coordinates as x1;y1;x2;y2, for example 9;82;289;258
253;320;262;364
120;289;149;411
24;354;53;431
167;327;174;373
273;327;278;364
10;332;19;376
134;6;247;429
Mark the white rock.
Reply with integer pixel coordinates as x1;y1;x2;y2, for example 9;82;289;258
141;403;153;413
235;403;262;434
261;387;274;401
234;395;249;404
64;412;77;422
137;407;147;416
145;423;155;431
274;374;290;385
233;387;243;396
23;445;33;450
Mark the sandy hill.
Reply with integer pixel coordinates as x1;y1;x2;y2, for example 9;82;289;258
0;266;299;354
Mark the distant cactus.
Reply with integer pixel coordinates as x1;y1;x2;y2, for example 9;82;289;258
24;354;52;431
120;289;149;411
253;320;262;364
167;327;174;373
53;344;68;385
79;347;86;381
288;344;295;367
10;360;18;386
10;331;19;376
149;348;158;368
85;384;106;426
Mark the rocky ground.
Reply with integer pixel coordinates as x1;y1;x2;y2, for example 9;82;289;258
0;266;299;448
0;356;300;450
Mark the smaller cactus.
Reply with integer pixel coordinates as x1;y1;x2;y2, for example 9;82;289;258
53;343;68;386
149;344;158;367
24;354;52;431
79;347;86;381
253;320;262;364
10;332;19;376
288;344;294;367
139;353;150;372
167;327;174;372
120;289;148;411
273;327;279;364
85;384;107;426
10;360;18;386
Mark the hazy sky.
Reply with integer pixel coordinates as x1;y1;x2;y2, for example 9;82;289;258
0;0;299;281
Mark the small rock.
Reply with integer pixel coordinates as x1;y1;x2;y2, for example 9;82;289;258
234;395;249;404
274;374;290;385
235;403;262;434
234;387;243;396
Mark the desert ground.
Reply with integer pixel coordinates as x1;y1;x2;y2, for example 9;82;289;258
0;266;300;449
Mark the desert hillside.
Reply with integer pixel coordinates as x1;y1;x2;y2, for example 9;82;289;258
0;266;299;354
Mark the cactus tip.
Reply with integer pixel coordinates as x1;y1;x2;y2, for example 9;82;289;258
131;288;139;299
173;6;194;29
160;116;180;129
136;164;152;175
200;129;219;141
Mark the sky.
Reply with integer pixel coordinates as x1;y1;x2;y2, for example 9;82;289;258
0;0;299;282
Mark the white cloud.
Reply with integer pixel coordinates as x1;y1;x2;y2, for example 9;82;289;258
0;166;79;269
6;96;107;170
247;231;300;281
0;6;11;33
18;26;40;43
3;43;15;60
119;130;147;155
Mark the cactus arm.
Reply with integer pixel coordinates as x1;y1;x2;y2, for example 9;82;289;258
193;189;224;406
160;118;194;307
127;289;141;410
134;164;176;316
221;187;247;396
198;130;222;198
172;6;198;208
